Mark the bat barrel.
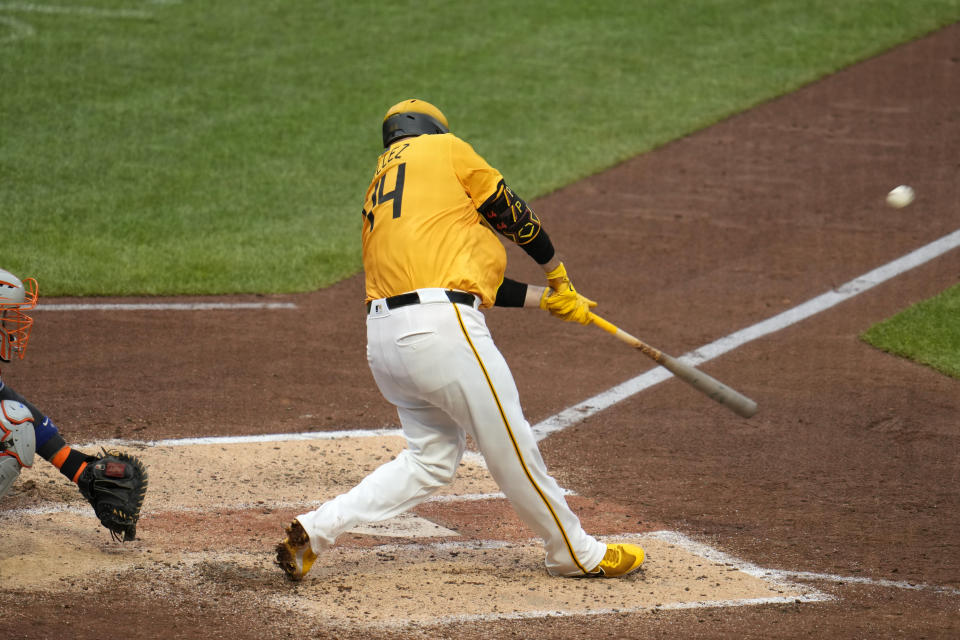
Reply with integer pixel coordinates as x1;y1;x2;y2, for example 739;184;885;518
590;313;758;418
659;353;758;418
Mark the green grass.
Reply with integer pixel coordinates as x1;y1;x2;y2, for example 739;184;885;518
2;1;959;295
861;284;960;379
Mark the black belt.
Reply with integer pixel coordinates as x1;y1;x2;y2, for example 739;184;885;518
366;290;476;313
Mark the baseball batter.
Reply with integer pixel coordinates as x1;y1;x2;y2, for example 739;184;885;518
0;268;147;541
276;99;644;580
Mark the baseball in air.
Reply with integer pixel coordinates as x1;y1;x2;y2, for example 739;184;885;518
886;185;915;208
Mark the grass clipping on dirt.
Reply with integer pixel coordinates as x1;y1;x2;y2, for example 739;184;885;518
861;283;960;379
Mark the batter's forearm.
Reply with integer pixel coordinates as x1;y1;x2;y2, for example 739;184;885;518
524;284;547;308
540;256;562;273
493;278;549;308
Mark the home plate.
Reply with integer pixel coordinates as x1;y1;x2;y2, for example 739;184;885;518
348;512;459;537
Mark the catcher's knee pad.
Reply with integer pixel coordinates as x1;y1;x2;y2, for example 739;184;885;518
0;399;35;498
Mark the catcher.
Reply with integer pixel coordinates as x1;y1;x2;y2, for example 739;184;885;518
0;267;148;541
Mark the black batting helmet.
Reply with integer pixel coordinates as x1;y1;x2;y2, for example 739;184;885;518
382;98;449;148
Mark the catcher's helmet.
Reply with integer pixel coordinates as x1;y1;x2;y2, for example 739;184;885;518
0;268;38;363
382;98;449;148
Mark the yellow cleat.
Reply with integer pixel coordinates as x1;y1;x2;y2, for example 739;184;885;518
275;519;317;581
584;543;645;578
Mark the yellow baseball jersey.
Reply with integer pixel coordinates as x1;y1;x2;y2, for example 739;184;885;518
362;133;506;308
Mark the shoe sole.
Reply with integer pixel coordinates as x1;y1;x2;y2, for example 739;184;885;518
275;542;300;580
275;520;313;581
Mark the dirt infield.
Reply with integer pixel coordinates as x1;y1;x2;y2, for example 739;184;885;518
2;22;959;640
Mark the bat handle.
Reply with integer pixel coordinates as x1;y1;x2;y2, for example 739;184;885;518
589;313;664;362
589;313;619;335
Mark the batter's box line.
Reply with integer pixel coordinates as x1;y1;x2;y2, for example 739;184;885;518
360;531;830;604
625;531;831;604
37;301;297;311
77;428;409;449
364;594;830;629
0;487;577;519
777;570;960;596
647;531;960;598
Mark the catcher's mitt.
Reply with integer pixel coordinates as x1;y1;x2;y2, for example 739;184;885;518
77;449;148;542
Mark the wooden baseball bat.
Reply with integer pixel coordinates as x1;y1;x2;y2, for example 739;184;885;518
589;313;758;418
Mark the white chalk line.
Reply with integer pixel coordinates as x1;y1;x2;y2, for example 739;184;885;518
37;301;297;311
0;2;153;45
80;428;404;447
367;595;828;630
648;531;960;597
78;428;487;470
532;228;960;440
779;570;960;596
0;14;32;42
2;494;515;521
0;2;151;19
0;490;571;519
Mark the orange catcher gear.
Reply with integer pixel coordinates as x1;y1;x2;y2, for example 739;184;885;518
0;268;38;363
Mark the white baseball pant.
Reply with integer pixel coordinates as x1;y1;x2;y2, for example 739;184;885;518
296;288;605;576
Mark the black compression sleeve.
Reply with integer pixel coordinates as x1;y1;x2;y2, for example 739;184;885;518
520;227;555;265
37;433;68;461
494;278;528;307
478;181;556;265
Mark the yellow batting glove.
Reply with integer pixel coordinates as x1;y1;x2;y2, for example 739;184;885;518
544;262;573;295
539;263;598;325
